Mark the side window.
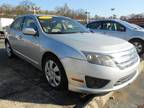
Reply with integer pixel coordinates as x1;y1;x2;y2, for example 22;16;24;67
23;17;38;31
87;22;102;29
102;21;117;31
11;17;24;31
102;21;126;32
115;23;126;32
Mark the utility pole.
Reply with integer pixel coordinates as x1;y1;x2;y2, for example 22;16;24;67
85;11;90;24
32;6;39;14
111;8;115;19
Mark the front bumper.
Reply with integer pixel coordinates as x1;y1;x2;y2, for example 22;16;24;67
61;58;140;94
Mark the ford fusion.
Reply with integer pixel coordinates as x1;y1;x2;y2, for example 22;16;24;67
5;14;140;94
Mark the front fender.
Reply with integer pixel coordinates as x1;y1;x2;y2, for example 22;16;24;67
39;36;85;61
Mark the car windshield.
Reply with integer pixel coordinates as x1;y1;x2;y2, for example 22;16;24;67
37;16;89;34
130;24;144;30
122;21;144;30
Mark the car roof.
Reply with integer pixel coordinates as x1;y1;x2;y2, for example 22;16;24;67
88;19;136;29
16;14;71;19
89;19;124;23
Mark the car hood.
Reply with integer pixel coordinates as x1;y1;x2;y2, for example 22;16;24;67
134;29;144;36
49;33;134;54
135;29;144;32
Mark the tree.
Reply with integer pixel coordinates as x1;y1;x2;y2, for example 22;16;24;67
0;4;14;17
15;0;40;15
55;3;87;20
0;1;87;21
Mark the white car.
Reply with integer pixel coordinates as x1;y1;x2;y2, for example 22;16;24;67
87;19;144;56
5;15;140;94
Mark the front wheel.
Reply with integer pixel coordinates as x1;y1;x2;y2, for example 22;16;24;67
130;39;144;56
43;55;68;89
5;41;14;58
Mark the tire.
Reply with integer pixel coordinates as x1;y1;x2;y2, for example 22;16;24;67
129;39;144;56
5;41;14;58
43;54;68;90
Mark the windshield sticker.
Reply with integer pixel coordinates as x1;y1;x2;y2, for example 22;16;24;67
38;16;53;19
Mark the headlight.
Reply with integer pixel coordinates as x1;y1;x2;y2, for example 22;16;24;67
82;51;116;67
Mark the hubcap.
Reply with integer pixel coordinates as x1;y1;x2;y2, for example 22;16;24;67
133;42;143;53
45;60;61;87
6;43;11;57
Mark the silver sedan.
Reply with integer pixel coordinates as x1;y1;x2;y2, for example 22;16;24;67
87;19;144;56
5;15;140;94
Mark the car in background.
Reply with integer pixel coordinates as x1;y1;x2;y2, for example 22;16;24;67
0;18;14;39
139;24;144;28
5;14;140;94
86;19;144;56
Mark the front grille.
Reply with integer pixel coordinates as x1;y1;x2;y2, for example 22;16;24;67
114;71;137;86
111;48;139;69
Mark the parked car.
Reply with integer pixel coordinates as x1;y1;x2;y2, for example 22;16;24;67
86;19;144;56
5;14;140;94
139;24;144;28
0;18;14;39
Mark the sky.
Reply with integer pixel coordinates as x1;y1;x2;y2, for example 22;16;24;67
0;0;144;17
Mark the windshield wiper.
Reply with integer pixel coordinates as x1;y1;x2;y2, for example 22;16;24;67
48;31;89;34
67;31;89;34
48;32;64;34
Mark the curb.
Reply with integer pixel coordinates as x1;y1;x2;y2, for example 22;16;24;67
84;61;144;108
84;92;113;108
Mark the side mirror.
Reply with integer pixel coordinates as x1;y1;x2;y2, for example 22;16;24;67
22;28;37;35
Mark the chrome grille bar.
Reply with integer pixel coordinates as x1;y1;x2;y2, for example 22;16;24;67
111;48;139;69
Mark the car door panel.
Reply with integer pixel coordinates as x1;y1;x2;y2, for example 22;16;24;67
21;35;40;64
104;30;129;40
20;17;40;64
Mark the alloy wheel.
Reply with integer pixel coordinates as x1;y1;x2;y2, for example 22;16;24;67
44;60;61;87
133;42;143;54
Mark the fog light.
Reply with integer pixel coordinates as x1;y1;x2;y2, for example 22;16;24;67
85;76;110;88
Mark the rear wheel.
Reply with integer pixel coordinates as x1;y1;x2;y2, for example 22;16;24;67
5;41;14;58
129;39;144;56
43;54;68;89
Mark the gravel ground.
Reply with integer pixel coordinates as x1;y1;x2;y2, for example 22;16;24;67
0;39;144;108
104;63;144;108
0;40;96;108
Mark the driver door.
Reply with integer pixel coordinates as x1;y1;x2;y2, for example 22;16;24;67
20;16;40;65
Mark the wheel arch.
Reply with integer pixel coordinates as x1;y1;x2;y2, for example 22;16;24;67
129;38;144;42
41;51;69;88
41;51;66;73
129;38;144;56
